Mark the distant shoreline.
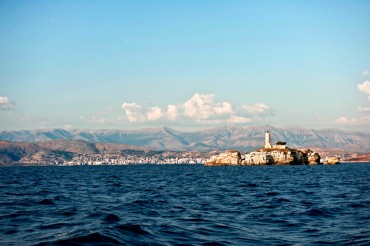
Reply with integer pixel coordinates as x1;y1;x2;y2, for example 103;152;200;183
1;161;370;167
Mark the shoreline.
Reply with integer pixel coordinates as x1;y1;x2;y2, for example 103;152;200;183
1;161;370;167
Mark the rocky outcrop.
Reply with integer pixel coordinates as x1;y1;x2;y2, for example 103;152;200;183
242;150;293;165
307;150;321;165
205;150;241;166
323;157;340;165
205;148;321;166
242;148;316;165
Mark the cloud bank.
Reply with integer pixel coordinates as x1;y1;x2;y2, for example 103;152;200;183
358;107;370;112
335;115;370;126
122;93;273;125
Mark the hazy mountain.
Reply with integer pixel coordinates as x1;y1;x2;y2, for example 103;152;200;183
0;140;215;164
0;140;148;162
0;125;369;153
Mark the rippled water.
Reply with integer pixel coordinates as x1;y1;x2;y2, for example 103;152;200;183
1;163;369;245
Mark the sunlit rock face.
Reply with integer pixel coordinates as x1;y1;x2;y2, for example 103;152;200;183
242;150;295;165
323;157;340;165
205;148;321;166
205;150;241;166
307;151;321;165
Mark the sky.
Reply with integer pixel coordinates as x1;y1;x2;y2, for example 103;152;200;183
1;0;370;132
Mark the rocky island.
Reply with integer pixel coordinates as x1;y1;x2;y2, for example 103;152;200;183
205;131;327;166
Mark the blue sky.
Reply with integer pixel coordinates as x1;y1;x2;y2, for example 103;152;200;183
1;0;370;131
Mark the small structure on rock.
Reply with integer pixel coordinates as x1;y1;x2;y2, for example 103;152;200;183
265;131;272;149
275;141;286;150
264;131;286;150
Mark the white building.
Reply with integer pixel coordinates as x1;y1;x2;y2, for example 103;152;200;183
264;130;286;149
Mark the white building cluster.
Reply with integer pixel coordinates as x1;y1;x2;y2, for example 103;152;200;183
56;153;205;166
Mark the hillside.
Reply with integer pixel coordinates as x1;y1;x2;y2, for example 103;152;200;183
0;140;214;165
0;125;369;153
0;140;147;162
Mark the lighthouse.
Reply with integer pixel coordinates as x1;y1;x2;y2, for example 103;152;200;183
265;130;272;149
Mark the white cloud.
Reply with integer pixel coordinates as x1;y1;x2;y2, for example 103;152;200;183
0;96;10;105
195;119;226;125
357;81;370;100
63;124;73;129
227;116;253;124
88;116;113;124
0;96;12;109
358;107;370;112
146;106;163;121
363;70;370;76
335;115;370;125
241;103;271;114
166;104;178;121
336;81;370;127
183;93;233;119
121;93;273;126
122;102;146;123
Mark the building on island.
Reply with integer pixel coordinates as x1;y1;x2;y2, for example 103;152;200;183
264;130;272;149
275;141;287;150
264;130;286;149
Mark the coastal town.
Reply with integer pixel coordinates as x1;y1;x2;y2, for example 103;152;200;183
61;153;206;166
11;150;209;166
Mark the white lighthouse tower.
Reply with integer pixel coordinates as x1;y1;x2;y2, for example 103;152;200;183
265;130;272;149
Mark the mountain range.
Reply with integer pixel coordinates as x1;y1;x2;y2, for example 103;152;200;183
0;140;147;162
1;125;369;153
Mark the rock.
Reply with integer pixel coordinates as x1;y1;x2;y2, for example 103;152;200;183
307;151;321;165
206;148;321;166
323;157;340;165
242;149;298;165
205;150;241;166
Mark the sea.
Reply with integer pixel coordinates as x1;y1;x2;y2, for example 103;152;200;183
0;163;369;245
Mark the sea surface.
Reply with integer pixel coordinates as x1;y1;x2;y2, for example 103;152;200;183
0;163;369;245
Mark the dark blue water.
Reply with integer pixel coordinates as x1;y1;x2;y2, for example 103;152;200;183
1;163;369;245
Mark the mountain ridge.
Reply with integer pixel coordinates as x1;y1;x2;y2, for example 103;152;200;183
0;125;369;153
